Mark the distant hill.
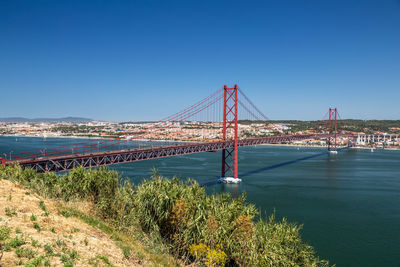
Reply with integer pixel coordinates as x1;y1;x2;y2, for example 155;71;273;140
0;117;93;123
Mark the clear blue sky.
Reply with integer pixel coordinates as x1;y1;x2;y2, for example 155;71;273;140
1;0;399;121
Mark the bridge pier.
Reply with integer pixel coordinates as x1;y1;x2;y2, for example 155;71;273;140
327;108;338;153
220;84;240;182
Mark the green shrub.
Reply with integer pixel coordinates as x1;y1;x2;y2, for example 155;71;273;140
89;254;114;266
33;222;41;232
0;165;330;266
60;253;75;266
15;247;36;259
59;210;72;218
39;200;46;211
5;206;17;217
30;214;37;221
8;236;26;248
30;238;40;247
56;238;66;247
131;175;328;266
42;211;50;216
67;249;79;260
44;243;53;255
0;225;11;240
25;256;45;267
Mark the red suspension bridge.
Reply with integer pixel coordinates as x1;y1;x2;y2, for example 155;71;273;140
1;85;354;179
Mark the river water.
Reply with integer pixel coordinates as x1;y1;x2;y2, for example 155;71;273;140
1;136;399;266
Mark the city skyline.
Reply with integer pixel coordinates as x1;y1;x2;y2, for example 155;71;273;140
1;0;399;121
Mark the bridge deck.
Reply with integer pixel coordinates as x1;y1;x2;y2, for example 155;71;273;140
5;134;354;172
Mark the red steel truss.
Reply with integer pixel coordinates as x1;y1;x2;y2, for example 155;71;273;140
221;84;239;178
0;85;347;176
4;133;355;173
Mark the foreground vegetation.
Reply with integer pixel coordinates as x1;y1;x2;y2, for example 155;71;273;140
0;178;140;266
0;165;329;266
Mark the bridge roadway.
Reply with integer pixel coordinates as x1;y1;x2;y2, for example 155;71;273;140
6;133;355;173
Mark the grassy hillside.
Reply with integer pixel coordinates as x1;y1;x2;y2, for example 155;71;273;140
0;179;143;266
0;165;330;266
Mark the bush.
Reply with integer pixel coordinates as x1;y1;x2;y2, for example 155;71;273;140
15;247;36;259
0;225;11;240
8;236;26;248
132;175;328;266
0;165;329;266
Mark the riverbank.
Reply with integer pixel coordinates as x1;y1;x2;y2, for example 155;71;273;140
3;134;399;153
260;143;400;151
1;134;109;140
0;134;194;143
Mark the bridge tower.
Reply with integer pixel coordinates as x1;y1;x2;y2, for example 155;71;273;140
1;157;5;166
221;84;239;179
328;108;338;152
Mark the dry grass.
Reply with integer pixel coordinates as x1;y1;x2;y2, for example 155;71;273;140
0;179;140;266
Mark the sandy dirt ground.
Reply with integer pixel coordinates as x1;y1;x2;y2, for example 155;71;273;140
0;179;141;266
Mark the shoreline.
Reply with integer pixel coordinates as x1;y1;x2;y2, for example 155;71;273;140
1;134;399;150
255;143;400;150
0;134;192;143
0;134;109;140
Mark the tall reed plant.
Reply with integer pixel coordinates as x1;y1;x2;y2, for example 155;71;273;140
0;164;329;266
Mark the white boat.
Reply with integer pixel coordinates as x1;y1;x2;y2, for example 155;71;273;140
329;150;338;154
218;177;242;184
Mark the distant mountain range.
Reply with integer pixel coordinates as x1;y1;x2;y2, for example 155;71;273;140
0;117;94;123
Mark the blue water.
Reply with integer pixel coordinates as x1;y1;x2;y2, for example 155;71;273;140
1;136;399;266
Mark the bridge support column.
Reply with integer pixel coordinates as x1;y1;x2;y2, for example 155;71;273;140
1;157;5;166
328;108;338;152
221;84;239;180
